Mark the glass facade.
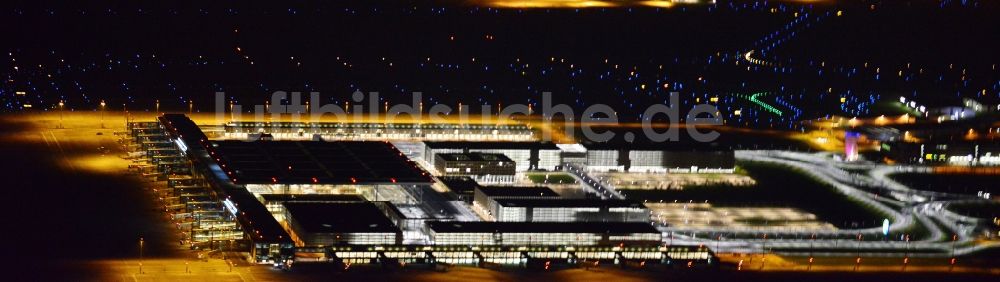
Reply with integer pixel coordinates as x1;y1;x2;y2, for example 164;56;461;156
488;203;650;223
425;144;561;172
586;150;620;169
224;122;534;142
291;245;714;267
429;231;659;246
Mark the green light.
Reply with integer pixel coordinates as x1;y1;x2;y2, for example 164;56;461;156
741;92;783;117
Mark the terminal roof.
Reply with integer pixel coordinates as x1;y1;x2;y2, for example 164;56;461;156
427;221;658;234
284;202;400;233
210;140;432;185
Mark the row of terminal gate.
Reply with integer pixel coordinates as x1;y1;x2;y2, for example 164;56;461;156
123;121;245;251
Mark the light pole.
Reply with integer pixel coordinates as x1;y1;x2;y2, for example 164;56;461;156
155;99;160;114
902;234;910;271
139;236;144;274
854;233;862;271
716;234;721;254
58;100;65;129
950;234;957;271
100;100;106;128
808;233;815;271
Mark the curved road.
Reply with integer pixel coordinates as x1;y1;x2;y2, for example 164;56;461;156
649;150;997;257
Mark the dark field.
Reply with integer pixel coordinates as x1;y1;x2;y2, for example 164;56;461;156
0;115;183;278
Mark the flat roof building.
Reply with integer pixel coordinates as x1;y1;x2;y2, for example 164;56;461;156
424;141;561;172
482;198;650;223
435;153;516;183
438;176;481;202
260;194;367;203
207;140;432;203
258;194;366;221
580;141;735;173
426;221;661;246
473;186;561;220
475;186;561;198
222;122;535;142
283;202;401;246
210;140;432;185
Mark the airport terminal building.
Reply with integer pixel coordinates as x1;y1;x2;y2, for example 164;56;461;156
283;202;402;246
134;114;717;268
580;142;736;173
486;198;651;223
426;221;662;246
153;114;435;263
423;141;562;172
221;121;535;142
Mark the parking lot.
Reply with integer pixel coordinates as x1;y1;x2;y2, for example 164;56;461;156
593;172;756;190
647;202;836;232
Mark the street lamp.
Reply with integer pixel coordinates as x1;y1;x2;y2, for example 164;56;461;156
855;233;863;271
58;100;64;129
902;234;910;271
808;233;816;271
100;100;106;128
716;234;721;253
139;237;144;274
950;234;957;271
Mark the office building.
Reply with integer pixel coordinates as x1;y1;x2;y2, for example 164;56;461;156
434;153;516;183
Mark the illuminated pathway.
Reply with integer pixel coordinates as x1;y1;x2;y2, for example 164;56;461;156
565;164;626;200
